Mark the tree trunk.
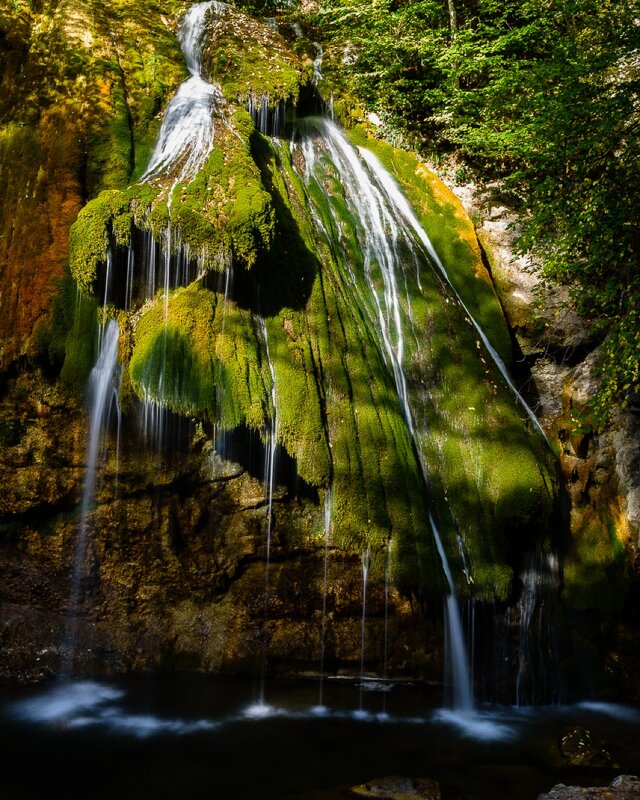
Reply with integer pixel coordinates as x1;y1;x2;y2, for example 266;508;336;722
447;0;457;34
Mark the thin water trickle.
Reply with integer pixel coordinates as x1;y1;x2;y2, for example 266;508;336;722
316;488;332;710
515;549;562;706
312;42;324;86
431;514;474;713
258;317;278;705
381;537;392;714
358;548;370;712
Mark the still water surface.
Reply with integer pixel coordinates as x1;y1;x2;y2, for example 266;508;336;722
1;674;639;799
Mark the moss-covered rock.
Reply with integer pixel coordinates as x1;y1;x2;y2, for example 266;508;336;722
257;124;557;600
203;3;311;110
28;0;559;607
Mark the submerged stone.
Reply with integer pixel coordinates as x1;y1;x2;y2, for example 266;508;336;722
349;775;441;800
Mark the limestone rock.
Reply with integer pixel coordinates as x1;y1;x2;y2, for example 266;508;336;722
538;774;640;799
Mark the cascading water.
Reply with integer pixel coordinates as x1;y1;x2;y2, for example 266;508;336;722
358;147;549;445
141;1;223;184
292;117;477;710
69;1;224;657
431;516;474;712
297;120;414;434
128;1;226;448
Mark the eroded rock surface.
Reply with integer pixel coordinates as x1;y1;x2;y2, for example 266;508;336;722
538;775;640;800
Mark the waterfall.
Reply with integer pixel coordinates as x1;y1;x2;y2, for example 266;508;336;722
298;119;414;436
381;537;392;715
141;1;223;184
312;42;324;86
247;93;285;137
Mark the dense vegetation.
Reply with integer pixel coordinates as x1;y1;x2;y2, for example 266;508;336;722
304;0;639;428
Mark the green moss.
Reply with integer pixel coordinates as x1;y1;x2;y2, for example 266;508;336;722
60;291;100;391
250;137;442;591
130;283;270;428
261;127;557;600
38;0;562;605
69;185;160;294
562;512;631;613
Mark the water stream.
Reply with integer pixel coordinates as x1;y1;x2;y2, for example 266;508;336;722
314;487;333;712
66;319;120;671
293;118;476;710
258;316;279;708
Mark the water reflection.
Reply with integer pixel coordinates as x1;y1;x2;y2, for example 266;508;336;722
3;675;640;799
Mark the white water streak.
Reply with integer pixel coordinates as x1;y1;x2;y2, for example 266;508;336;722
431;514;474;712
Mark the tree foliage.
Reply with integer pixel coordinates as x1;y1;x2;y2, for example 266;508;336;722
313;0;640;425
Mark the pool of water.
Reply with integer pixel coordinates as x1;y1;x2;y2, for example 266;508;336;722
1;674;639;799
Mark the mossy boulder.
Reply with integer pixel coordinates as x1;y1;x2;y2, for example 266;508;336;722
130;282;271;430
203;3;311;110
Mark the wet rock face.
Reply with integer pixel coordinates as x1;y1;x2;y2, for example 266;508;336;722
0;372;441;684
436;170;640;698
537;774;640;800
